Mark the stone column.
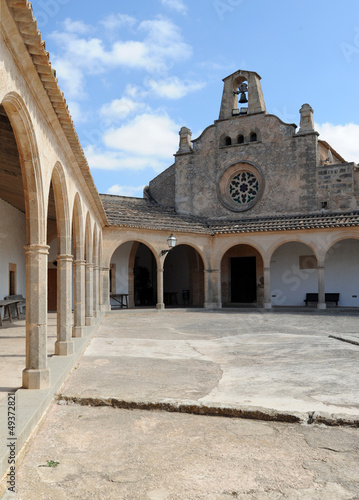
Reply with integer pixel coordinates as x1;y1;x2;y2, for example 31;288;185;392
93;265;99;317
128;269;135;308
156;267;165;310
73;259;86;338
55;254;74;356
317;266;326;309
102;267;111;311
22;244;50;389
264;267;272;309
85;262;94;325
204;269;222;309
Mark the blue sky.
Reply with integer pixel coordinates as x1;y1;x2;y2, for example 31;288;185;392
32;0;359;196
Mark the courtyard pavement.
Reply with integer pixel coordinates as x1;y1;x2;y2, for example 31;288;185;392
2;309;359;499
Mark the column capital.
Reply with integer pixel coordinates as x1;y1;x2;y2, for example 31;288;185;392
204;269;220;274
157;268;164;273
86;262;94;269
93;265;100;271
102;267;110;272
57;254;73;262
25;244;50;255
74;259;86;266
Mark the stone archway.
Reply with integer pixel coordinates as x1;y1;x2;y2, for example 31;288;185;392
110;241;158;308
325;238;359;307
270;241;318;307
221;244;264;307
163;245;204;307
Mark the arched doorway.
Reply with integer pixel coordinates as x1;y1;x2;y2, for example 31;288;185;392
110;241;157;308
163;245;204;307
325;239;359;307
270;242;317;306
221;244;264;307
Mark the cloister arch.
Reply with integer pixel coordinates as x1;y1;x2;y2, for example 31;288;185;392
110;240;158;308
163;244;205;307
324;238;359;307
1;93;49;389
84;212;94;324
221;243;264;306
72;193;86;337
270;241;318;307
47;162;73;356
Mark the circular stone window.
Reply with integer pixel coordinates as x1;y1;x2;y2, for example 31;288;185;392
218;162;264;212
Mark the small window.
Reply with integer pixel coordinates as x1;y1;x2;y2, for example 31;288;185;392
250;133;257;142
225;136;232;146
237;135;244;144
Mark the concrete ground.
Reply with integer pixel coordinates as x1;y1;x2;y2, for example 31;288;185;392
3;309;359;499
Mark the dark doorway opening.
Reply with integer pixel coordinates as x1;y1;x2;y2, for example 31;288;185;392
231;256;257;303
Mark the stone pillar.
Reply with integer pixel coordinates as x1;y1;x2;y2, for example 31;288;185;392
22;244;50;389
317;266;326;309
204;269;222;309
102;267;111;312
264;267;272;309
156;267;165;310
73;259;86;338
55;254;74;356
85;262;94;325
298;104;315;134
129;269;135;308
98;263;103;310
93;265;99;317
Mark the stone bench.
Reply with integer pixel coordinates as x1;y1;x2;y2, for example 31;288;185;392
4;294;26;314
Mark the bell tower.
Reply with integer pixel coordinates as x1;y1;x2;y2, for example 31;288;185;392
219;70;266;120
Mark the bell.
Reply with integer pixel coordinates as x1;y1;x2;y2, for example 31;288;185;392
239;92;248;104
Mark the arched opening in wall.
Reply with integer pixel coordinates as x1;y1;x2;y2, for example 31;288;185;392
221;244;264;306
225;136;232;146
164;245;204;307
110;241;157;308
237;134;244;144
270;242;317;306
325;239;359;307
0;103;27;393
47;183;57;313
250;132;257;142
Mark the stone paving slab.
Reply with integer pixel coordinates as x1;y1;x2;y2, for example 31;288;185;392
12;404;359;499
60;310;359;421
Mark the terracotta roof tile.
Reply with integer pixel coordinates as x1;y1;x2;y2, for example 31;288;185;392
101;194;359;235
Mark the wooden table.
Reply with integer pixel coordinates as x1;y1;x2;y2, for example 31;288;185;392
110;294;129;309
0;299;21;326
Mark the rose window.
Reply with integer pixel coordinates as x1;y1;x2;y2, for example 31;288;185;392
229;171;259;205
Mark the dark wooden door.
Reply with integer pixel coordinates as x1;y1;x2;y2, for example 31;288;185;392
231;257;257;303
48;268;57;311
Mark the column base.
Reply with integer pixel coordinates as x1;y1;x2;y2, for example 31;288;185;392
264;302;272;309
55;340;74;356
22;368;50;390
72;326;86;338
317;302;326;310
156;303;165;310
204;302;222;309
86;316;95;326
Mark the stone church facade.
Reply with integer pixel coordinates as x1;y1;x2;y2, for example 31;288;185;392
1;0;359;396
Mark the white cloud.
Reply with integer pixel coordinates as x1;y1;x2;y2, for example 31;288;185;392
146;76;205;99
160;0;188;14
315;122;359;163
103;113;179;159
100;14;137;31
100;97;146;122
63;18;92;34
107;184;145;196
85;112;179;173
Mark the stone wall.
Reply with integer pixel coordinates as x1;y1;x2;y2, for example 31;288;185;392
149;164;175;207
